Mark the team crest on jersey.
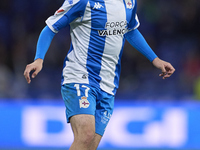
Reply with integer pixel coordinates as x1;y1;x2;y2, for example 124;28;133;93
125;0;133;9
79;97;90;108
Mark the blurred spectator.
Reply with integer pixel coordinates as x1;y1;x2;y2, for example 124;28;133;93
0;39;13;97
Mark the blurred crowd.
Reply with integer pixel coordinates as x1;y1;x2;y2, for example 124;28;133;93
0;0;200;101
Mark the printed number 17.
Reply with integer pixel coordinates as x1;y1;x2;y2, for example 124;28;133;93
74;84;90;97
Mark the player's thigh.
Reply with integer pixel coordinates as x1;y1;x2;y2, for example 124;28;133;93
70;114;95;138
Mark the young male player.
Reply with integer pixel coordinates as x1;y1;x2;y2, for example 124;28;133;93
24;0;175;149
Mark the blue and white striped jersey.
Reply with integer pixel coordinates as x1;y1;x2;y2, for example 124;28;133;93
46;0;140;95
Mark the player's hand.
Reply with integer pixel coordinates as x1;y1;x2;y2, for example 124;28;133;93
152;57;175;79
24;58;43;84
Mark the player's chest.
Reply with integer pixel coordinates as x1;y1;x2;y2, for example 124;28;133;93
82;0;135;30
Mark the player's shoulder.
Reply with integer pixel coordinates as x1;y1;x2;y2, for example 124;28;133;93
79;0;90;5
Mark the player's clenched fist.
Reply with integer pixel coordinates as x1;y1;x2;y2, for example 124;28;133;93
24;58;43;84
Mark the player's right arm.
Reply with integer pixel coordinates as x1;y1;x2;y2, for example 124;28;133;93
24;0;88;84
24;58;43;84
24;26;56;84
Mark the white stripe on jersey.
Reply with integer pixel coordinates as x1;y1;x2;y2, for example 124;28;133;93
99;0;127;93
62;1;91;84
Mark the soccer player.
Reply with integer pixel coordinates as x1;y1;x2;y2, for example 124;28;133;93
24;0;175;149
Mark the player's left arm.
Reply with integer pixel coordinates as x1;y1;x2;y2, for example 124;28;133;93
125;29;175;79
152;57;175;79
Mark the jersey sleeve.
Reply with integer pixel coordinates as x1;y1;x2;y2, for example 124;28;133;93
34;26;56;60
127;0;140;31
125;29;157;62
46;0;88;33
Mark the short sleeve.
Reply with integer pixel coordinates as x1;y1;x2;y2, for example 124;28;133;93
46;0;88;33
128;14;140;31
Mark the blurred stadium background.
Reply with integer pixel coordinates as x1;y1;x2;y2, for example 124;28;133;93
0;0;200;149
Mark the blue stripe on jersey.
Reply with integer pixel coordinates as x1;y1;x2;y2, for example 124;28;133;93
86;0;107;88
67;42;74;59
52;0;88;31
112;38;126;94
128;0;138;30
61;43;73;84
